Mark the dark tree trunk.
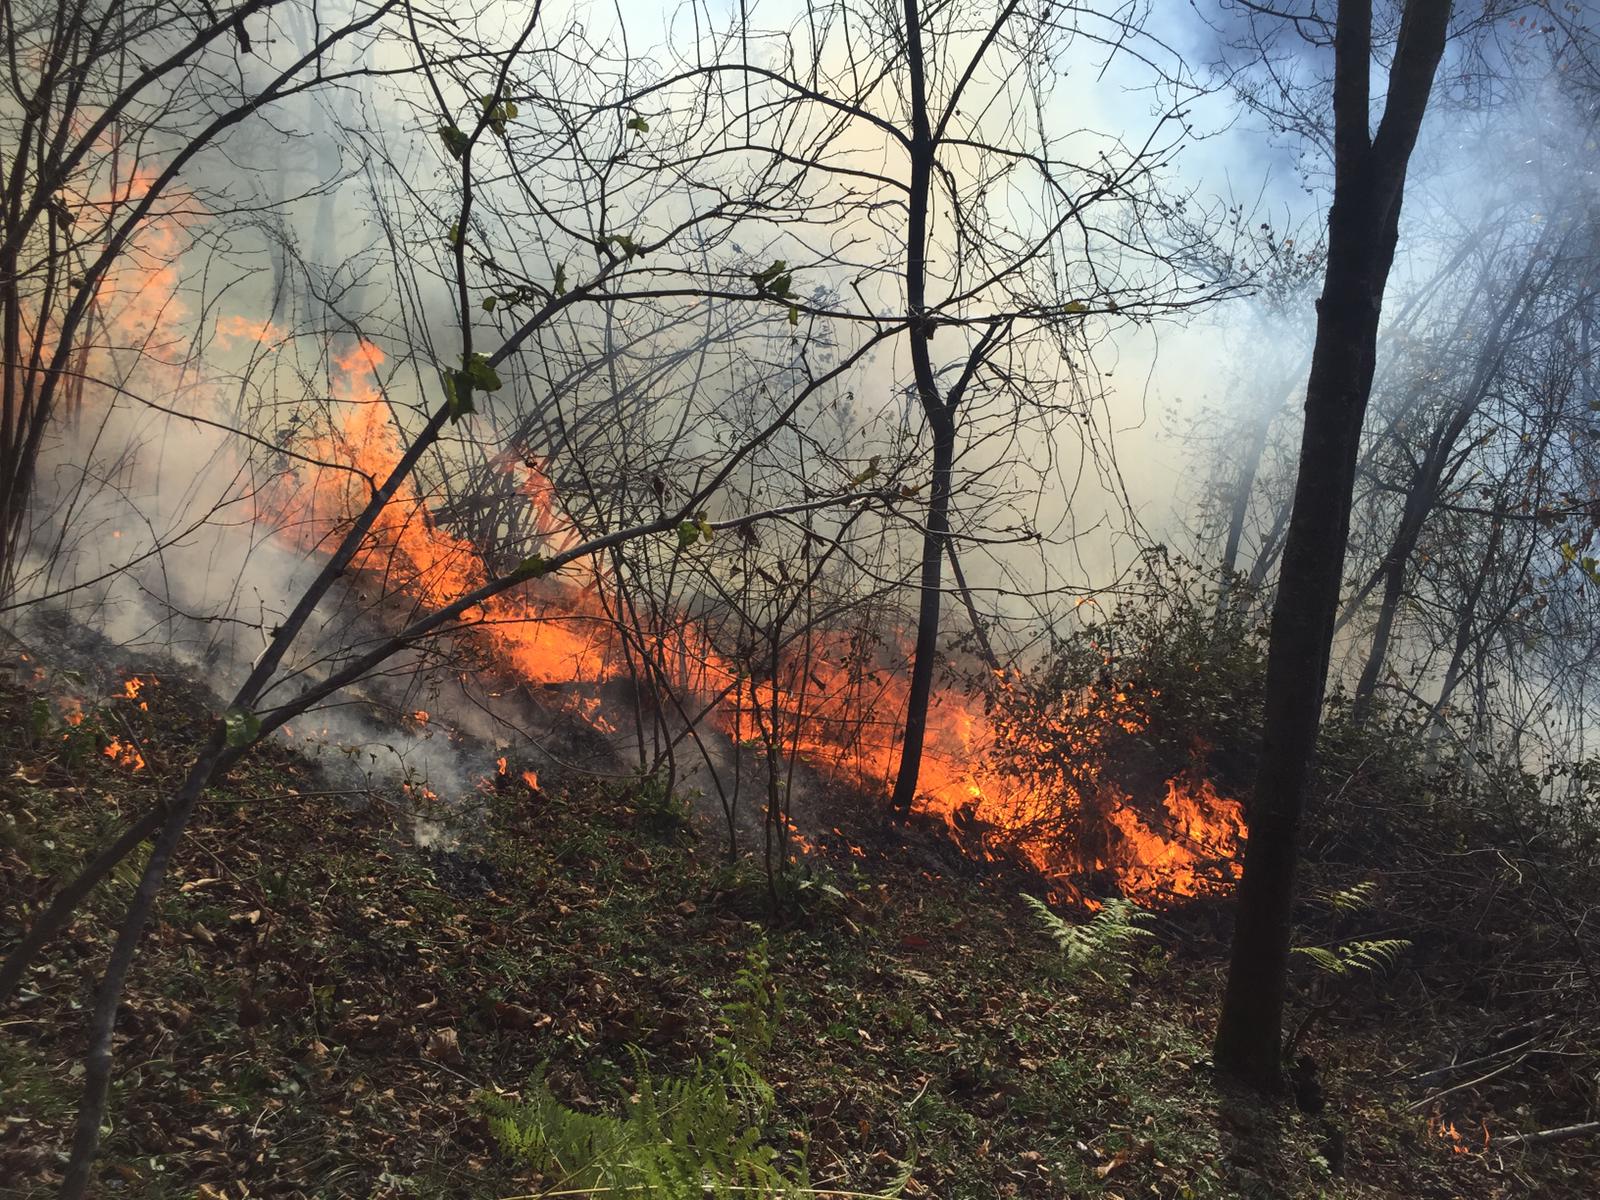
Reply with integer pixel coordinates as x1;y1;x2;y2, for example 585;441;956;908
885;1;1021;817
892;415;955;817
1216;402;1272;599
889;0;944;819
1214;0;1452;1094
1350;476;1432;719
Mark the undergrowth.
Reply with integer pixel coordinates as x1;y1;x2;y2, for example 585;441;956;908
478;943;909;1198
1023;894;1154;987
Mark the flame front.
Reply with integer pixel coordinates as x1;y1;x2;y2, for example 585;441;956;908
263;343;1245;903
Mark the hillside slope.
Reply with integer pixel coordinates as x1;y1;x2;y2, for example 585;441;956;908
1;660;1592;1199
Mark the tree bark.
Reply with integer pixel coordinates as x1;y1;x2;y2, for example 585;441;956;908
892;413;955;817
1214;0;1452;1093
1217;398;1273;598
889;0;945;818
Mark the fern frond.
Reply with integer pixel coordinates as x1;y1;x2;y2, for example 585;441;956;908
1311;879;1379;913
478;942;905;1199
1339;938;1410;974
1292;937;1410;977
1025;894;1154;986
1290;945;1344;974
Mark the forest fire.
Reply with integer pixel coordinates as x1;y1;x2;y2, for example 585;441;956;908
1429;1114;1491;1156
17;5;1600;1195
121;676;150;711
257;340;1245;904
102;739;145;770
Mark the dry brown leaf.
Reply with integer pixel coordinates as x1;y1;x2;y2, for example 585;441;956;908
423;1027;464;1066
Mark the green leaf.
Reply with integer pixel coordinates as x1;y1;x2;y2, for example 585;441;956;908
481;94;516;137
677;521;701;550
750;260;788;288
788;303;799;327
482;296;497;312
850;455;881;486
463;353;501;393
606;234;642;259
438;123;471;160
1063;300;1088;315
443;371;476;423
626;116;649;132
224;707;262;748
444;354;500;424
514;554;551;580
750;260;796;304
553;264;567;297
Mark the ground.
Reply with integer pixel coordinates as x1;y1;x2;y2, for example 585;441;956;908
1;658;1592;1199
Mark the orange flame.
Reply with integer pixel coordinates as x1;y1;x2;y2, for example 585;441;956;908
103;739;146;770
261;345;1246;901
215;314;285;347
1429;1114;1491;1156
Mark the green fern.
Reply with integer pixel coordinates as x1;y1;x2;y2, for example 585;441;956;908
720;939;781;1063
1025;894;1154;986
1295;877;1410;978
714;940;780;1117
1309;879;1379;914
1291;937;1411;978
479;1051;799;1198
480;944;908;1198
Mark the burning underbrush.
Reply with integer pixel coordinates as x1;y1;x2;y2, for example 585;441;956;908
252;339;1248;908
4;646;1594;1199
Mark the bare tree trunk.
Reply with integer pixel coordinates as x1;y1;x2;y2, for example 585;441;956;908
1350;244;1552;721
1214;0;1451;1094
945;535;1001;672
889;0;945;819
1434;519;1500;719
1217;404;1273;590
1217;360;1308;612
1351;473;1433;718
892;414;955;817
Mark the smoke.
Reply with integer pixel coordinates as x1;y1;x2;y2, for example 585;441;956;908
20;0;1597;863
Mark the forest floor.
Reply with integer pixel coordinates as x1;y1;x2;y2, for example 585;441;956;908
1;657;1593;1199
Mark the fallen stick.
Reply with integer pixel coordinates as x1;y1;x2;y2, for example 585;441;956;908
1501;1121;1600;1147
